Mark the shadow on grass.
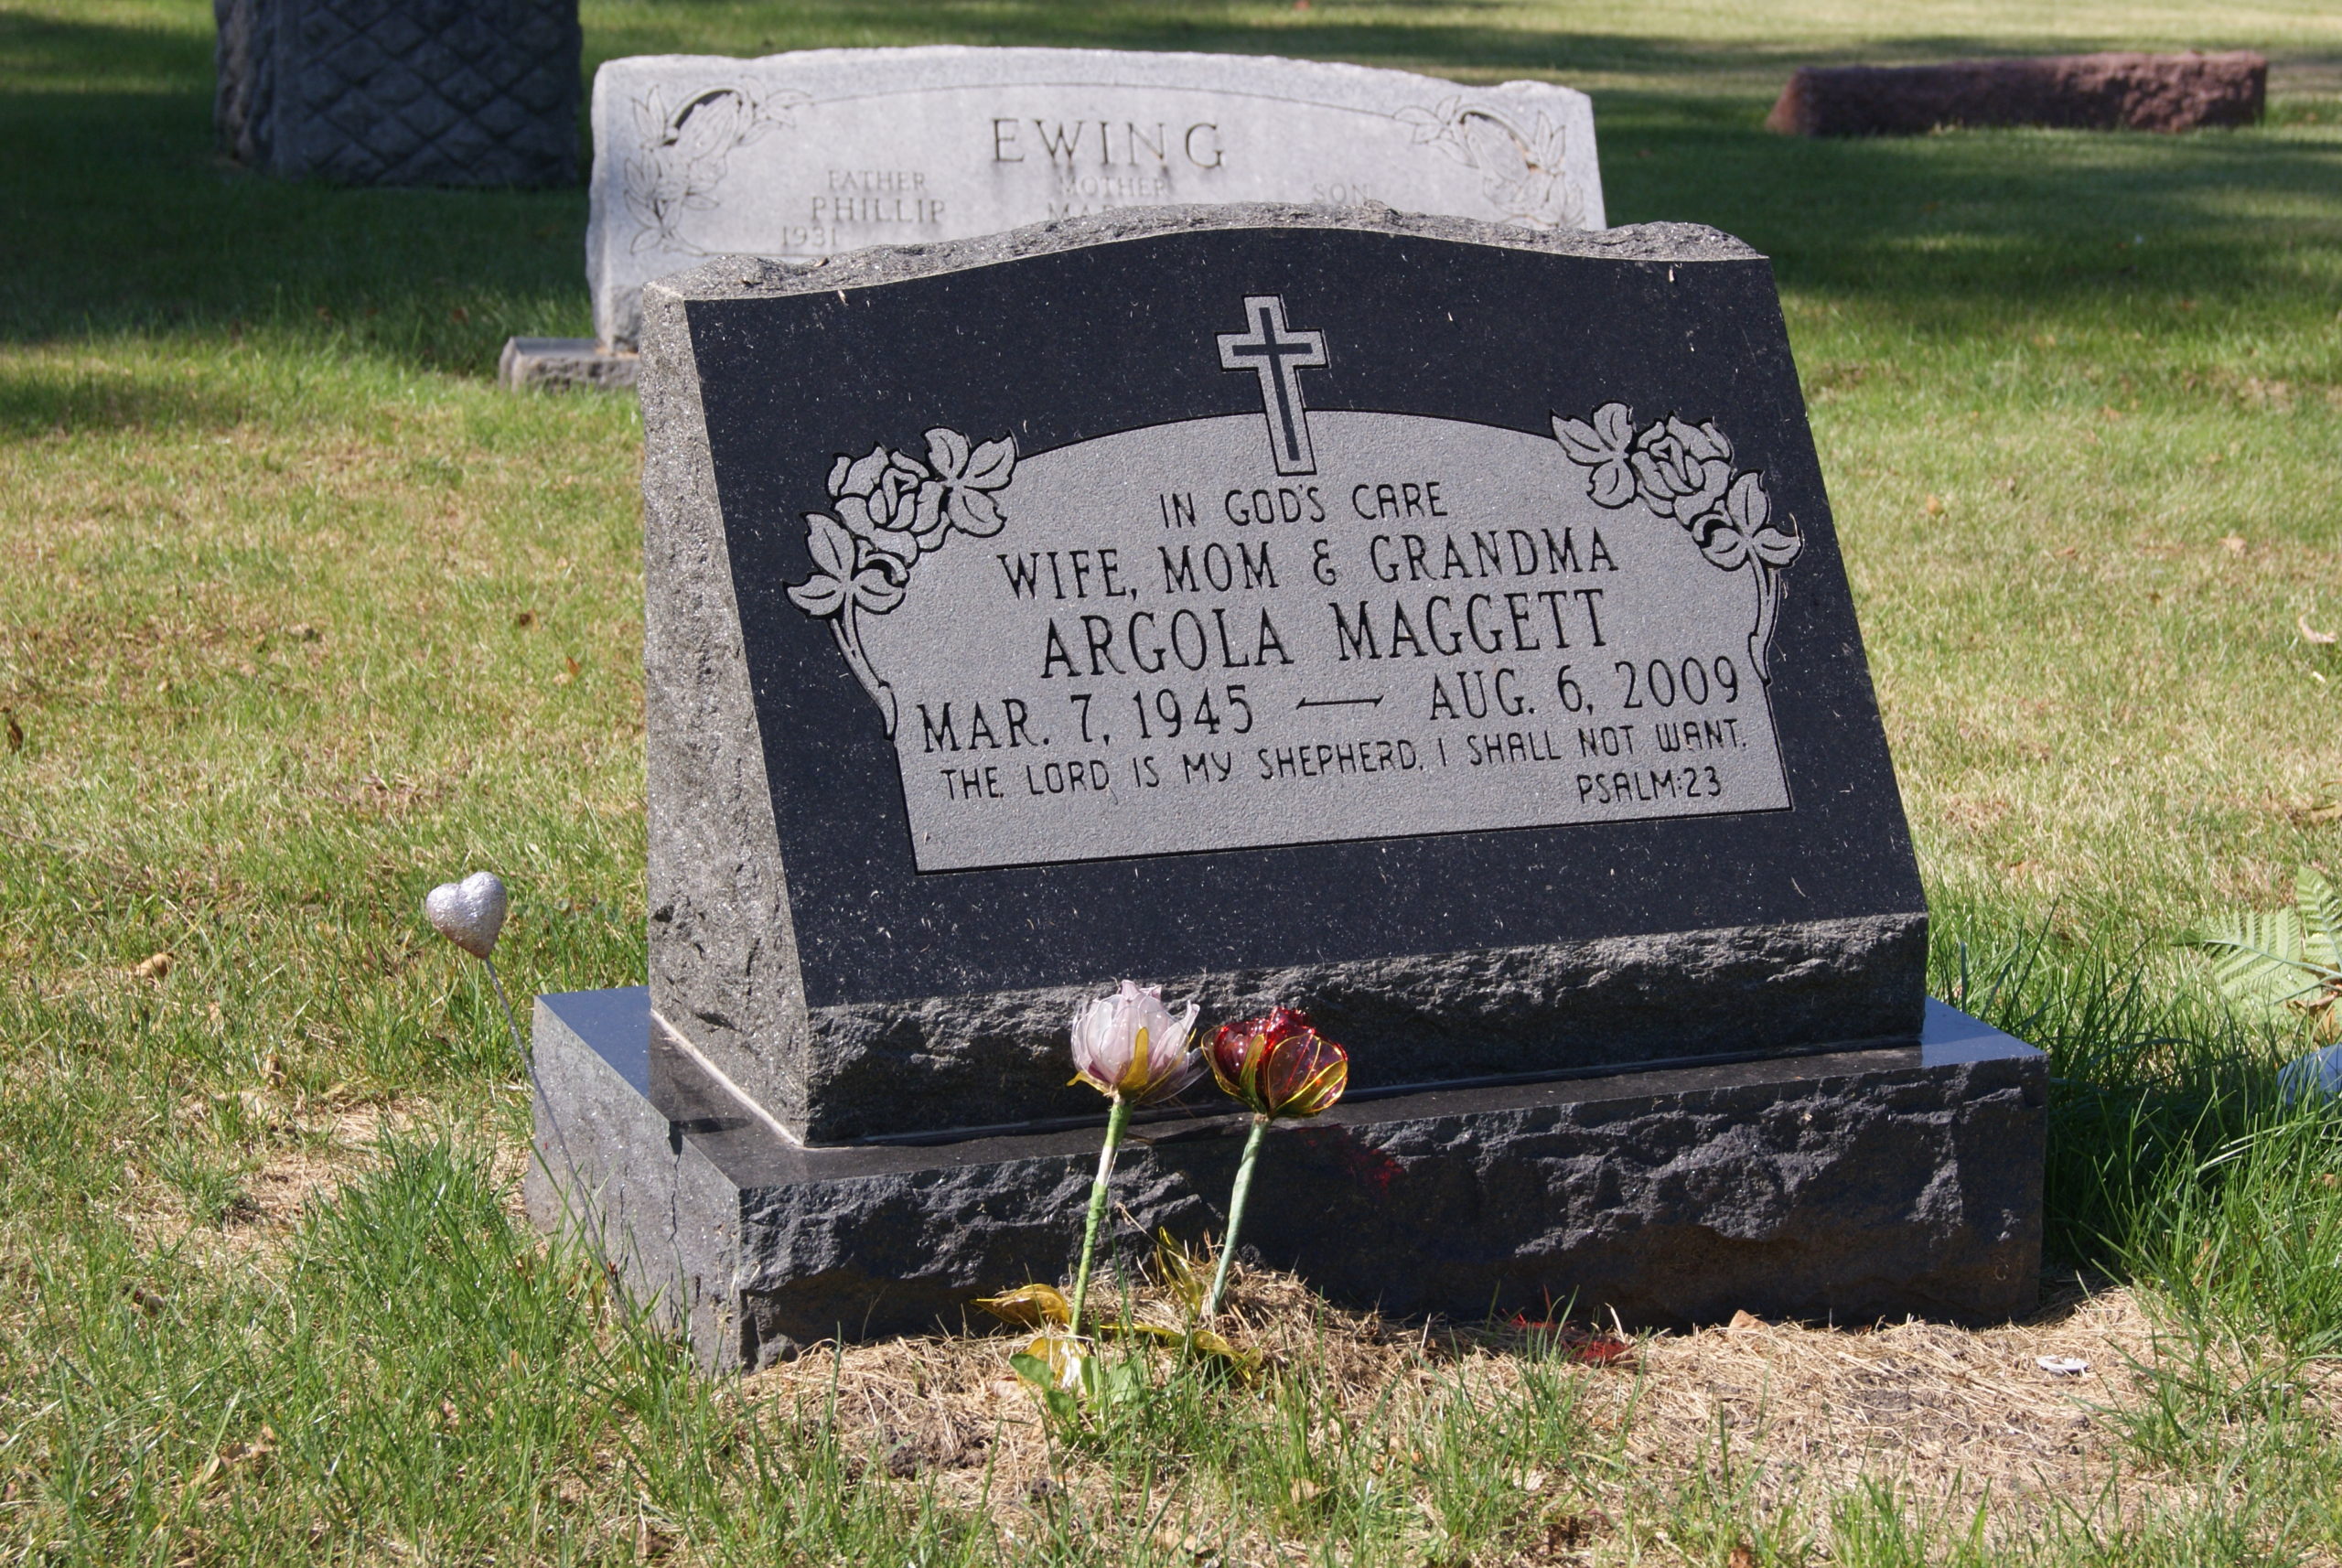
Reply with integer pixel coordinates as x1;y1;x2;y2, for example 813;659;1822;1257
0;7;2333;381
0;354;257;435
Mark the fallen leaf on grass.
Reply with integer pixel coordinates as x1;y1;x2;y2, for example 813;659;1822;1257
1507;1315;1638;1366
2222;535;2247;553
132;950;173;981
4;710;20;753
1923;493;1945;516
973;1283;1071;1329
1728;1543;1758;1568
2299;615;2337;645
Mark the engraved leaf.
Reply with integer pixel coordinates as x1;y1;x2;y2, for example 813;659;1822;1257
961;435;1016;489
1749;526;1803;568
786;573;846;618
1394;103;1445;143
766;88;812;124
1724;469;1769;534
851;571;905;616
1532;112;1567;167
1552;403;1630;464
1687;508;1750;571
1552;405;1638;508
632;91;664;144
1585;458;1635;509
803;512;855;579
947;486;1006;538
1426;134;1477;167
923;426;971;478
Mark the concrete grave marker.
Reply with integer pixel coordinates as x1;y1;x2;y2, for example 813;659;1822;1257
530;207;2045;1367
501;48;1604;386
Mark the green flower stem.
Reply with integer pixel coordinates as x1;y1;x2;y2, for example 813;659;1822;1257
1068;1093;1132;1337
1201;1114;1271;1325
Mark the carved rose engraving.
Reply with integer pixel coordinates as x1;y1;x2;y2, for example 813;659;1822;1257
1553;403;1804;678
1394;97;1584;230
621;84;811;255
785;429;1018;734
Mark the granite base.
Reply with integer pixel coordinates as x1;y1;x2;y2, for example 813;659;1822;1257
526;987;2046;1373
500;337;639;392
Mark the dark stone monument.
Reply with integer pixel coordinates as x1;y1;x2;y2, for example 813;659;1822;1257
213;0;581;186
1765;51;2266;138
529;204;2046;1369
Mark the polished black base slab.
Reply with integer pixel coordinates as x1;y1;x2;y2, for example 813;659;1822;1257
526;987;2046;1372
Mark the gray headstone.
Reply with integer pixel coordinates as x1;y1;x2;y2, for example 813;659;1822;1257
587;48;1605;350
213;0;581;187
637;204;1928;1146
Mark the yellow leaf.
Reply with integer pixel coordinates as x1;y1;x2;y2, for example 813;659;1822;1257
974;1283;1071;1328
1187;1326;1262;1372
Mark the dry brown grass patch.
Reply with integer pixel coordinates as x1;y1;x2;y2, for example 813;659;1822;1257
729;1263;2205;1561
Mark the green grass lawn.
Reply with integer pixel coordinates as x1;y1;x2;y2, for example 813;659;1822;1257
4;0;2342;1562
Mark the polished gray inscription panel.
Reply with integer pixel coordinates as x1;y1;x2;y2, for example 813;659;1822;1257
815;393;1795;871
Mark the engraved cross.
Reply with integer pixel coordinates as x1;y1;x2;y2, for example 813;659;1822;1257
1218;295;1329;476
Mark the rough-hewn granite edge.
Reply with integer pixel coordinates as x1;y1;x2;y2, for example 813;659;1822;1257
639;206;1762;323
639;282;812;1129
779;911;1927;1143
532;989;2043;1373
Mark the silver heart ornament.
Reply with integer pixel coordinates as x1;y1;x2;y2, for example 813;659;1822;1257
424;871;508;959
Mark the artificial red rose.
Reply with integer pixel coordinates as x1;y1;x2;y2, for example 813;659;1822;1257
1208;1006;1348;1119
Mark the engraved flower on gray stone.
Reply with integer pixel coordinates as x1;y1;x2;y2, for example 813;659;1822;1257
620;84;809;255
788;515;907;619
1394;97;1583;230
830;445;947;562
786;427;1017;734
924;428;1015;537
1691;472;1803;575
1628;416;1734;521
1552;401;1637;507
1552;402;1803;678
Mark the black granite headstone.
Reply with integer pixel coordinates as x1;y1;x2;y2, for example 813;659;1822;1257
639;207;1926;1144
531;208;2044;1365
